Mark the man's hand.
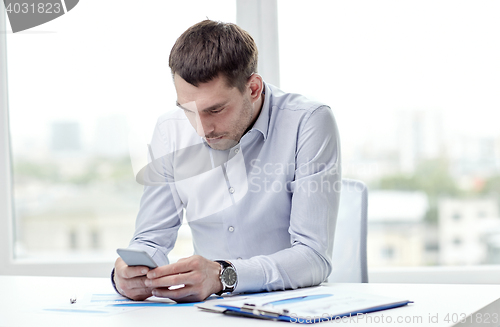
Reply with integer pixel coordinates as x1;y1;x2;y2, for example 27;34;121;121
114;257;154;301
145;255;223;303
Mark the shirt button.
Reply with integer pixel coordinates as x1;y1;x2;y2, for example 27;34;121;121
228;226;235;232
228;187;235;194
237;257;242;260
234;148;239;154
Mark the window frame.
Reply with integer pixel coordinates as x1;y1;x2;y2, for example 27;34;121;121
2;1;500;282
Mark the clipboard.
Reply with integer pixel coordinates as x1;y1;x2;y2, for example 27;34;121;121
197;286;413;324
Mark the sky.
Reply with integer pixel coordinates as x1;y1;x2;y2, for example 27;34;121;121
5;1;236;153
278;0;500;142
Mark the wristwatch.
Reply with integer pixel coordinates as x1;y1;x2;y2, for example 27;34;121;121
215;260;237;295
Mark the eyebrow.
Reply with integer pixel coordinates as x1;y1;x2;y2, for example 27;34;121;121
176;101;229;113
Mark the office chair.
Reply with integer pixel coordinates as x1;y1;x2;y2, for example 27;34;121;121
328;179;369;283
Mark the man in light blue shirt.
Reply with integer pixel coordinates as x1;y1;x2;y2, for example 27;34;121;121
113;20;341;302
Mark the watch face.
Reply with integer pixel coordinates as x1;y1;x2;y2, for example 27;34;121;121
222;267;237;287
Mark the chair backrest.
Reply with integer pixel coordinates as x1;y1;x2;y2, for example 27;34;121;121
328;179;369;283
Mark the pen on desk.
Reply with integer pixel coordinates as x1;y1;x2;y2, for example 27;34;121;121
70;296;77;304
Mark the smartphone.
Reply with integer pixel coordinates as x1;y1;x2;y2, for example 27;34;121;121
116;248;158;269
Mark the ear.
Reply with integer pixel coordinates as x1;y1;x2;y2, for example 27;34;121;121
247;74;264;104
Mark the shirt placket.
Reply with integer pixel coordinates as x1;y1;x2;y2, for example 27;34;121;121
221;145;241;205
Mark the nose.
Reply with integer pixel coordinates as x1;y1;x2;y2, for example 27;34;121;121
195;112;214;137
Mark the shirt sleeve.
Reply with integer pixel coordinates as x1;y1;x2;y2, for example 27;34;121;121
126;121;184;266
231;105;341;293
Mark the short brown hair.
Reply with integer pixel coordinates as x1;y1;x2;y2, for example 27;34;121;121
169;20;258;93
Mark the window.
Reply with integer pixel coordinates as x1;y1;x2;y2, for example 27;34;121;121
3;0;500;282
1;1;236;274
278;0;500;269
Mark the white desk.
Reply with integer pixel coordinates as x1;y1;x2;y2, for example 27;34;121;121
1;276;499;327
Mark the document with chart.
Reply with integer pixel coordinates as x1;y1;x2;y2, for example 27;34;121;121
196;286;413;324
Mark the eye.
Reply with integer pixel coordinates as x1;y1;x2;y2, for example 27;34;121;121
210;107;225;114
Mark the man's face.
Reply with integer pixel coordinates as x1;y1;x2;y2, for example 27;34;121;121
174;74;255;151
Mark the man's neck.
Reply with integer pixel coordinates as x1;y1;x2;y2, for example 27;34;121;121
254;93;264;121
244;93;265;135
